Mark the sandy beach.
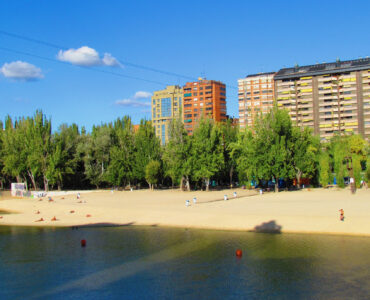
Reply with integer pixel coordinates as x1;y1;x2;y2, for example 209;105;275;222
0;188;369;236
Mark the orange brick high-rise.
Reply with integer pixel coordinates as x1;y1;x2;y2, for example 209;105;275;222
182;79;227;134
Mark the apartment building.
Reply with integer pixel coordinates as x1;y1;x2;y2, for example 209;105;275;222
274;58;370;140
183;79;227;134
151;85;183;145
238;72;275;128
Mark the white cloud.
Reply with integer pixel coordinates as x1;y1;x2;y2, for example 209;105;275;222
115;91;152;107
115;99;151;107
102;53;121;67
57;46;121;67
0;61;44;81
134;91;152;99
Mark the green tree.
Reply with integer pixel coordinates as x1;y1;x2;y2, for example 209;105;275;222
290;126;320;188
0;120;5;189
106;117;135;188
319;151;331;187
218;120;239;187
191;118;224;191
46;124;79;190
162;115;192;189
145;160;161;190
2;116;28;184
133;120;160;187
79;125;113;188
229;129;256;187
253;107;294;192
25;111;52;191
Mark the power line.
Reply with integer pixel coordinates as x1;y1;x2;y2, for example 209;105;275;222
0;30;196;81
0;29;237;89
0;46;170;86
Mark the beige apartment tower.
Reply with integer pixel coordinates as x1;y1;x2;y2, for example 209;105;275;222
274;58;370;140
238;72;275;128
151;85;183;145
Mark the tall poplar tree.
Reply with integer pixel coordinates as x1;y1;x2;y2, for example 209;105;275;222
191;118;224;191
254;107;294;192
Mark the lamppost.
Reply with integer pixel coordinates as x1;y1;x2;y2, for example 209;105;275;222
344;156;356;194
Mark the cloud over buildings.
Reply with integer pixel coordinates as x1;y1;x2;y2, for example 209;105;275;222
115;91;152;107
57;46;122;67
0;61;44;81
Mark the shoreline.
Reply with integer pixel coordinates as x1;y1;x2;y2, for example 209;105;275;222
0;188;369;237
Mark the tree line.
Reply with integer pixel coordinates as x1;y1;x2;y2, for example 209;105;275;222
0;108;369;192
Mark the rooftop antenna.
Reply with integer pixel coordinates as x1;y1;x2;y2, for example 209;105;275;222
336;57;340;67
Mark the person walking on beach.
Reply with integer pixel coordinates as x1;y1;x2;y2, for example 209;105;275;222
339;209;345;221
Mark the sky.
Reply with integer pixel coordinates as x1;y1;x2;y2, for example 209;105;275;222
1;0;369;131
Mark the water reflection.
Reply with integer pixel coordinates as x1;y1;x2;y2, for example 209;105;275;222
0;226;369;300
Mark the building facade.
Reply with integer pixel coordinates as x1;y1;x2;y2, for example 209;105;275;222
238;72;275;128
274;58;370;140
151;85;183;145
183;79;227;134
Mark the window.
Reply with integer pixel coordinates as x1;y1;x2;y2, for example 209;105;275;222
185;114;192;118
205;91;212;94
161;125;166;145
220;92;226;96
193;92;198;96
200;92;203;95
184;104;192;107
161;98;172;117
205;86;212;90
220;87;226;91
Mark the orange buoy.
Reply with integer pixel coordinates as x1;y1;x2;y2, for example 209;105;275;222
70;210;75;213
81;239;86;247
236;249;243;257
0;216;3;219
51;216;57;221
86;214;92;218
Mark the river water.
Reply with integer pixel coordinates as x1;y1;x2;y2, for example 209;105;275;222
0;226;369;299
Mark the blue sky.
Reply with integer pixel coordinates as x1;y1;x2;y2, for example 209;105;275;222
1;0;369;131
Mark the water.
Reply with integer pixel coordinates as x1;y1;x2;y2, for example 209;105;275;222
0;226;369;300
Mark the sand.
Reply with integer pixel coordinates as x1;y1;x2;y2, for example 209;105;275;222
0;187;369;236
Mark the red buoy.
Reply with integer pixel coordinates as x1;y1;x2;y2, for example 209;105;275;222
81;239;86;247
236;249;242;257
